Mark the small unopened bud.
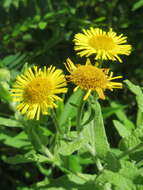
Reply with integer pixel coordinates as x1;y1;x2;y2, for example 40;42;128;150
0;68;10;82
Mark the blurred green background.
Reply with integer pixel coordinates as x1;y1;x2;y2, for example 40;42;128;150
1;0;143;82
0;0;143;189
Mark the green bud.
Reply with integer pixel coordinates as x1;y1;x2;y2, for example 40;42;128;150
0;68;10;82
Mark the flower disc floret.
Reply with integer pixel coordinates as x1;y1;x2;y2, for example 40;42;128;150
70;65;108;90
23;77;53;104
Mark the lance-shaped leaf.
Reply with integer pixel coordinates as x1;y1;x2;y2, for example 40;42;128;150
82;99;110;159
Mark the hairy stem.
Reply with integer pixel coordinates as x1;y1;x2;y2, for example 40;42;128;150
76;91;86;133
50;109;62;134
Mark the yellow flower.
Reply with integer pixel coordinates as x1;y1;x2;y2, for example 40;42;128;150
65;58;122;100
11;66;67;120
74;27;131;62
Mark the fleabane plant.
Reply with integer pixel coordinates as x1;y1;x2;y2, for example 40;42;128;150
8;27;143;190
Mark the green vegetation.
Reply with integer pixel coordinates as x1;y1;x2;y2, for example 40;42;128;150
0;0;143;189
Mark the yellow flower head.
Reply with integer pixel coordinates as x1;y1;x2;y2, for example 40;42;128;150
11;66;67;120
65;58;122;100
74;27;132;62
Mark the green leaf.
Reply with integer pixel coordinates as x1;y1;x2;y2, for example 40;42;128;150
111;101;135;131
119;160;141;181
2;0;27;10
96;160;142;190
0;68;10;82
18;173;96;190
119;125;143;151
113;120;131;137
38;174;96;190
3;0;12;10
95;170;135;190
68;155;82;172
0;82;12;102
124;80;143;112
26;125;46;150
2;53;27;69
105;152;121;172
57;138;86;156
81;99;110;158
81;107;95;127
0;117;23;128
23;121;53;158
58;89;83;129
2;131;31;148
12;0;19;8
55;100;64;120
38;22;47;30
22;33;32;41
132;0;143;11
91;99;110;158
136;185;143;190
4;151;50;164
94;17;106;23
124;80;143;128
102;104;126;119
136;110;143;128
81;120;96;155
37;163;52;176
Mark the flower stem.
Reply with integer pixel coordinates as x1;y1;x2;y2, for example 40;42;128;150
85;144;103;172
50;109;62;134
76;172;90;181
76;91;86;133
47;0;53;11
136;108;143;127
95;157;103;171
97;59;103;68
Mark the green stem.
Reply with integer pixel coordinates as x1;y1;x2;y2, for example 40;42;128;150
97;59;103;68
76;172;90;181
76;91;86;133
50;109;62;134
85;144;103;172
47;0;53;11
95;157;103;171
35;0;41;15
118;142;143;159
136;109;143;127
24;122;54;160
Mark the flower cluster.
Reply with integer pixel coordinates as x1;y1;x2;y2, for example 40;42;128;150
11;27;131;120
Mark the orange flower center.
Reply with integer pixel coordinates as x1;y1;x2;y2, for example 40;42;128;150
68;65;108;89
24;77;53;103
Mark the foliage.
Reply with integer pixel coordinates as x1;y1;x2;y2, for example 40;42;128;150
0;0;143;190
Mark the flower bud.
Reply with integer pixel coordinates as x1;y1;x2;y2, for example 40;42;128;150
0;68;10;82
